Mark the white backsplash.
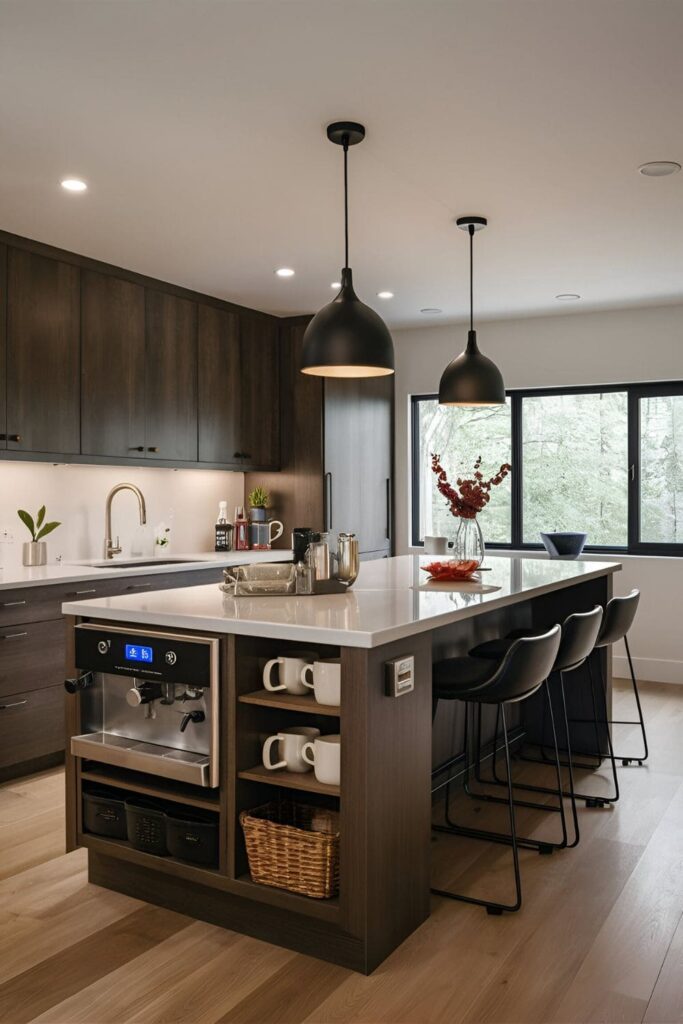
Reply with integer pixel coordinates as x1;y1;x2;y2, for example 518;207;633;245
0;462;245;570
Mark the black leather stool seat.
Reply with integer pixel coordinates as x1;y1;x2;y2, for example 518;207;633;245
469;636;516;660
432;656;495;698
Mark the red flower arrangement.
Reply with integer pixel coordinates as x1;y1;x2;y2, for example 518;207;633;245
431;453;511;520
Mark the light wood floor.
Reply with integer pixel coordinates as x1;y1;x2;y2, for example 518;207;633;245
1;680;682;1024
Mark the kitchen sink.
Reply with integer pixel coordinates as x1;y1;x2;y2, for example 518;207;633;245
78;558;209;569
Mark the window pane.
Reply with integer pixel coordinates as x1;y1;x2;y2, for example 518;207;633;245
415;399;512;543
640;395;683;544
522;391;628;546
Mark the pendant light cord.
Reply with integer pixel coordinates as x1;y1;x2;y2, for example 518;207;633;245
469;223;474;332
343;136;349;269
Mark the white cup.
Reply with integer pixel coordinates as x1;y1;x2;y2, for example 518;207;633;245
262;726;320;773
262;650;318;695
300;658;341;707
424;535;448;555
302;734;341;786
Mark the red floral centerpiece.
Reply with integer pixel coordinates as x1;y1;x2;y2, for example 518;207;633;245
427;453;511;575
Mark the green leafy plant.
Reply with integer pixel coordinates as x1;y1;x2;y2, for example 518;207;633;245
248;486;269;509
17;506;61;543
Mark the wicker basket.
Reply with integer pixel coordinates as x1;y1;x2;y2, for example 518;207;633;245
240;800;340;899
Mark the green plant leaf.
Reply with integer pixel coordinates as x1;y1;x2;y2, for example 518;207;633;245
17;509;36;540
36;505;46;529
35;521;60;541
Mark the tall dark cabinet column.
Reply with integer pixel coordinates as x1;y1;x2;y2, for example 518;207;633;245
6;248;80;454
81;271;146;458
0;245;6;449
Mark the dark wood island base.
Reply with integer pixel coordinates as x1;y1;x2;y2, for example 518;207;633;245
64;557;617;974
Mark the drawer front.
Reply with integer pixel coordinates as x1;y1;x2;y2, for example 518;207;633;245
0;569;225;626
0;618;66;698
0;684;65;768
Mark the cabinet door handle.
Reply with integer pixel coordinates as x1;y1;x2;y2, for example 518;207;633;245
386;477;392;541
2;600;27;608
73;589;97;596
324;472;333;532
0;434;6;441
242;452;251;460
127;582;152;589
7;434;21;443
1;631;28;640
129;446;145;452
147;446;159;453
0;700;28;710
233;451;243;459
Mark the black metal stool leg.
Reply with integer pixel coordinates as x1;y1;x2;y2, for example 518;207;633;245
464;679;571;849
618;636;649;765
583;655;620;806
432;702;523;914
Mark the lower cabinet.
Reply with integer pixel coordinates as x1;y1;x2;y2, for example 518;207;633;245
0;567;226;781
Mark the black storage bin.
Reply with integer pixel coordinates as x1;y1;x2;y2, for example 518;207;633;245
125;798;168;856
166;807;218;867
83;787;128;840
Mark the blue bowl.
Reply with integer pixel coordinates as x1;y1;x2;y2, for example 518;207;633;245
540;532;587;559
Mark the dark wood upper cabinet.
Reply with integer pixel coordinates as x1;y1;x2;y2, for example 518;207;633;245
0;245;6;449
144;290;198;462
197;304;241;466
239;315;280;470
81;271;146;458
6;248;80;454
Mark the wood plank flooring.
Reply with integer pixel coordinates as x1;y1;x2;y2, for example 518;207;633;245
1;680;682;1024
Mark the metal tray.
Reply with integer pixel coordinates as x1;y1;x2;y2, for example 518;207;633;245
220;562;352;597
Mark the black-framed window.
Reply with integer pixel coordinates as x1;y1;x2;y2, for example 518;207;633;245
411;382;683;556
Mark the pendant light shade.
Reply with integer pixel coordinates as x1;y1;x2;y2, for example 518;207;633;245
438;216;505;406
300;122;395;378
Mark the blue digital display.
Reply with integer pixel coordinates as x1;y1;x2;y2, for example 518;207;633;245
125;644;154;664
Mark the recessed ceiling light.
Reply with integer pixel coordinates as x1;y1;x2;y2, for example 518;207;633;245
377;291;394;299
420;307;442;315
638;161;681;177
331;281;341;289
275;267;295;278
60;178;87;192
555;293;581;301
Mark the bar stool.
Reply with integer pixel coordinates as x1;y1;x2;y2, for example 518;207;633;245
469;605;605;844
593;590;646;765
431;625;561;915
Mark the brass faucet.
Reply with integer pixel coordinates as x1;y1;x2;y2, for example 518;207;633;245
104;483;147;559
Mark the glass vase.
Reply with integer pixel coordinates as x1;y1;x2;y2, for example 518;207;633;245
450;516;485;569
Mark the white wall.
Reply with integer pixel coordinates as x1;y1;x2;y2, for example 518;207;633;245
393;302;683;684
0;462;244;570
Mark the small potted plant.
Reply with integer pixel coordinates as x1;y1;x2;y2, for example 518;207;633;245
248;486;270;523
17;506;61;566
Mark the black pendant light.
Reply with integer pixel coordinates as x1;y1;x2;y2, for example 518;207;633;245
300;122;394;378
438;216;505;406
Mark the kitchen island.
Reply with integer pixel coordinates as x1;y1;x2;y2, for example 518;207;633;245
62;554;620;973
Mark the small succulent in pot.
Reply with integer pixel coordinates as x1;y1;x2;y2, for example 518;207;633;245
248;486;270;523
17;505;61;566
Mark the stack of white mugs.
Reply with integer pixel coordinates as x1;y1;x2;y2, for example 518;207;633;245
261;650;340;786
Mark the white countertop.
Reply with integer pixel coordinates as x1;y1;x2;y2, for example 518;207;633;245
0;550;291;591
62;554;621;649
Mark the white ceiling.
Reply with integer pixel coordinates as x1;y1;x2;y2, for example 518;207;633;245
1;0;682;328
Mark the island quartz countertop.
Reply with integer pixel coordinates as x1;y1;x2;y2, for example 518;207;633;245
61;554;621;649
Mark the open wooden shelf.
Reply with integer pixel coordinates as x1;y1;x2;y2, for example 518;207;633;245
234;873;340;922
238;690;340;717
80;765;220;812
79;832;222;883
238;764;340;797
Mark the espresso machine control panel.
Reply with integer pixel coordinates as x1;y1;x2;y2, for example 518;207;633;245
75;625;212;687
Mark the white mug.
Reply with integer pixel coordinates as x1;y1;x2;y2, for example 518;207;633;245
262;650;318;695
268;520;284;545
302;734;341;786
424;535;448;555
300;658;341;707
262;726;320;773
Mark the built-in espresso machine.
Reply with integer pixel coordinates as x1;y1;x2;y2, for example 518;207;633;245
67;624;219;787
